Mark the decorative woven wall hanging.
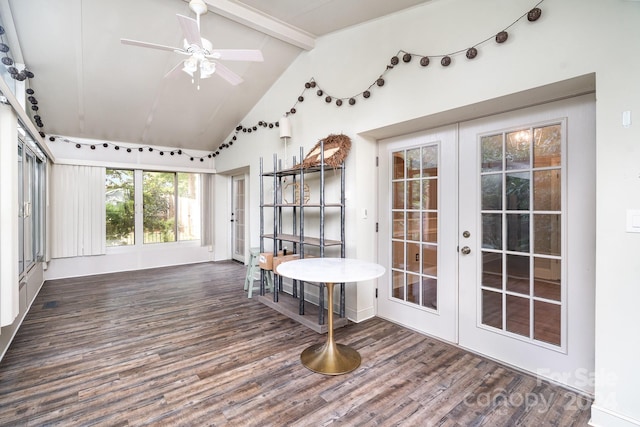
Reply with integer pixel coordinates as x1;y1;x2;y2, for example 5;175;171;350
299;133;351;169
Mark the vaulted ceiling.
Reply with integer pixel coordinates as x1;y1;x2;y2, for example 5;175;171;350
2;0;431;152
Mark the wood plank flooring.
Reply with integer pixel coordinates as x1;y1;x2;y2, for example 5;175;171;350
0;261;592;426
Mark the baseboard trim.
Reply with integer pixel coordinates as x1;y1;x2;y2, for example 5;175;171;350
590;404;640;427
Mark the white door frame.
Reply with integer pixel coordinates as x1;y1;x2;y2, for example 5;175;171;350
230;173;248;263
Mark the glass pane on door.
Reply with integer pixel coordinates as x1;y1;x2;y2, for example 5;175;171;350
479;124;563;346
390;144;439;310
233;177;246;258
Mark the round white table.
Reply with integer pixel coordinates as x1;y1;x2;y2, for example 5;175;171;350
276;258;385;375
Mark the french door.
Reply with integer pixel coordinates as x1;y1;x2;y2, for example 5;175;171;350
377;125;458;342
377;95;595;393
231;174;246;263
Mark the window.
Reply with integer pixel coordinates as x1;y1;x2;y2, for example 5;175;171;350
106;169;135;246
18;122;47;275
106;169;201;246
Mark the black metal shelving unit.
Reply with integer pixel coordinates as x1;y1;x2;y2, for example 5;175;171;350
258;142;346;332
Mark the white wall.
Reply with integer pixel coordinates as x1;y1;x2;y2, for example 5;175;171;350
212;1;640;425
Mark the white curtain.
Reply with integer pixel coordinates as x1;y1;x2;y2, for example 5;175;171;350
50;164;106;258
201;173;214;247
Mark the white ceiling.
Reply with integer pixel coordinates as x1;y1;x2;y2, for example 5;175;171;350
3;0;431;152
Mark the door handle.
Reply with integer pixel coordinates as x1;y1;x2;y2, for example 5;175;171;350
460;246;471;255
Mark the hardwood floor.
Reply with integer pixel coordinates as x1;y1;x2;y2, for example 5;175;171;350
0;261;591;426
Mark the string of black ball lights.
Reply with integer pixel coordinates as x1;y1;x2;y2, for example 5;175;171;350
216;1;545;154
0;24;43;137
18;1;544;162
49;135;223;162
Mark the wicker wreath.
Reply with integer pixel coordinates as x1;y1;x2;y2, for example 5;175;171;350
299;133;352;169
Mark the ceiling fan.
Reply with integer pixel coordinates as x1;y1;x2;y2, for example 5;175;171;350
121;0;263;88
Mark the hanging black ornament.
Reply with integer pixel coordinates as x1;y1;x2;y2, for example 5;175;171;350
215;151;220;155
527;8;542;21
7;66;18;75
402;53;412;63
441;56;451;66
178;149;182;155
148;148;153;152
268;123;274;128
200;158;204;162
229;141;233;146
376;78;385;87
466;47;478;59
26;88;34;95
90;145;96;150
336;99;343;106
310;81;316;88
390;56;399;65
31;105;38;111
252;126;257;131
0;26;4;35
236;125;242;131
363;90;371;98
49;136;55;142
138;147;144;152
325;96;332;103
0;43;9;53
39;131;45;137
25;70;34;78
349;98;356;105
305;82;311;89
242;128;247;132
232;136;237;140
190;157;194;161
1;57;13;66
160;151;164;155
15;72;27;81
127;148;132;153
275;121;279;127
248;128;252;133
103;143;108;148
496;31;508;43
208;154;212;158
115;146;120;150
258;121;264;126
317;89;323;96
290;107;296;114
27;96;36;103
34;115;41;121
75;144;81;148
298;96;304;102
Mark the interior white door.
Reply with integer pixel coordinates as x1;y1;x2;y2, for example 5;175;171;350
458;94;596;393
231;174;246;263
377;125;458;342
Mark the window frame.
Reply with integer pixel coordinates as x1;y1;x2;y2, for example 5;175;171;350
106;168;202;252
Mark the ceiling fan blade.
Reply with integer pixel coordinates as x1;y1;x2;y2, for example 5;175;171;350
208;49;264;62
121;38;183;53
177;14;202;48
213;62;244;86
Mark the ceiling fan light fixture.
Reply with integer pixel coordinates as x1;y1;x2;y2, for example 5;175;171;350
200;59;216;78
183;56;198;76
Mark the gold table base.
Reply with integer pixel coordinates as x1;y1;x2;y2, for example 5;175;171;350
300;281;361;375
